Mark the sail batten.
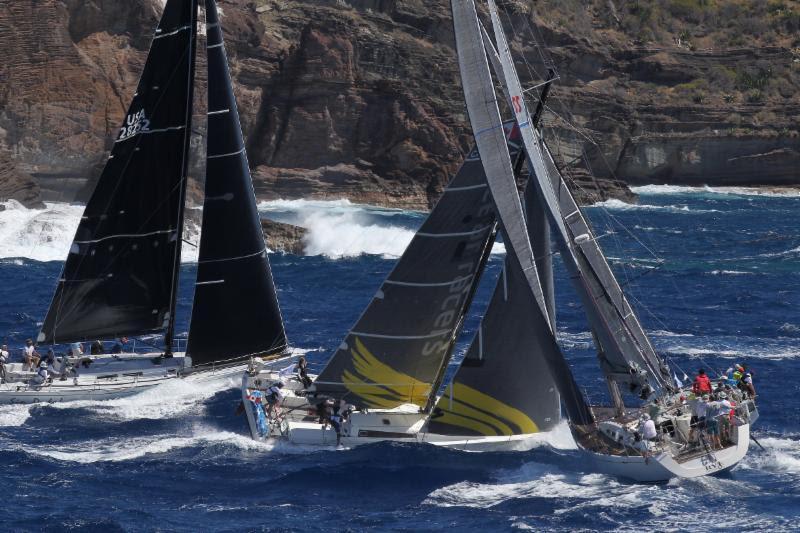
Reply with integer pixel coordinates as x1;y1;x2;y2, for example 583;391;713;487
37;0;199;346
185;0;287;366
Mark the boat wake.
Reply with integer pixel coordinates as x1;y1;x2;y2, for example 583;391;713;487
740;435;800;475
0;404;33;427
20;427;271;464
45;375;239;421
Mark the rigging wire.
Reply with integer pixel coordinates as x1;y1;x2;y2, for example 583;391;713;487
494;3;743;374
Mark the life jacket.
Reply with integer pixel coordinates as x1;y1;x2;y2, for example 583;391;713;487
692;374;712;394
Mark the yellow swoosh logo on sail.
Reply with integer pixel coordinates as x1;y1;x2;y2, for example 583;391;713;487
435;382;539;436
341;337;431;408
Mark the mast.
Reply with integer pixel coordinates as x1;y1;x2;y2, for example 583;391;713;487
480;0;673;397
451;0;593;425
37;0;200;347
185;0;288;366
166;0;199;356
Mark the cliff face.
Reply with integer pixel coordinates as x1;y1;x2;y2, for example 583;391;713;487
0;0;797;210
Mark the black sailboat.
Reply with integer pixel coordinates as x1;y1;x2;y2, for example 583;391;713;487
2;0;289;405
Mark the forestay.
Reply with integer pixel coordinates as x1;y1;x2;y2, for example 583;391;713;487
312;125;525;411
482;0;672;396
452;0;594;424
186;0;288;366
38;0;198;346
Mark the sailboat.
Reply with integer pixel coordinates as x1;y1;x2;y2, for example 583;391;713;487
451;0;760;480
243;0;759;480
0;0;291;404
242;119;562;450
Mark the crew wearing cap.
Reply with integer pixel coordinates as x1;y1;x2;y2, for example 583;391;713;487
30;360;49;385
23;339;40;371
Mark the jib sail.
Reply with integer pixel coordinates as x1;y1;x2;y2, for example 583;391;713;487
185;0;288;366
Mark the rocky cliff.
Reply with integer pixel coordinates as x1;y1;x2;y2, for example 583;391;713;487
0;0;797;210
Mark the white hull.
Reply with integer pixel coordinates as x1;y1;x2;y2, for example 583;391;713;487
0;352;254;405
586;423;750;482
241;368;542;451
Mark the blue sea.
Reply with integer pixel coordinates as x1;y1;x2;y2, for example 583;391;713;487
0;187;798;531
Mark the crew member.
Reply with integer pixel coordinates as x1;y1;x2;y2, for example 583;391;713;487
23;339;40;371
692;368;712;395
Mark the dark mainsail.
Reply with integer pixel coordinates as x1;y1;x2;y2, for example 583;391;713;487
429;183;561;437
185;0;288;366
312;124;524;411
38;0;198;345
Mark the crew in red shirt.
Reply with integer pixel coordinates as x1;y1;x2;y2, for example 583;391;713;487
692;368;712;395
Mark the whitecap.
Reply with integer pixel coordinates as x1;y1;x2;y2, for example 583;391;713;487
591;199;716;214
631;184;800;198
0;200;201;263
0;404;33;427
48;374;239;421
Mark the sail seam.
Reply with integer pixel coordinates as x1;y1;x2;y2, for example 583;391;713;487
348;331;449;340
383;275;474;288
197;248;265;264
416;224;492;238
154;25;192;39
207;108;230;115
445;183;488;192
74;229;175;245
207;147;245;159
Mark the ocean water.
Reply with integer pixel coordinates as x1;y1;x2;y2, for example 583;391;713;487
0;188;799;532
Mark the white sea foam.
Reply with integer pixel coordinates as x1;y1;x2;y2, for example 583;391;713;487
740;436;800;475
48;374;238;421
259;199;416;259
591;198;716;214
757;246;800;258
25;427;273;463
632;184;800;198
0;200;201;263
709;269;753;276
0;404;33;427
258;198;507;259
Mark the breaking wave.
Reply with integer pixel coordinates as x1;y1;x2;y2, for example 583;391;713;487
0;200;200;263
258;199;506;259
591;198;717;214
632;184;800;198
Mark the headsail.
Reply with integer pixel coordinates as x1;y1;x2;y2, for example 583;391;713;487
185;0;288;366
312;124;524;411
38;0;198;346
428;183;560;436
451;0;593;425
481;0;672;396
